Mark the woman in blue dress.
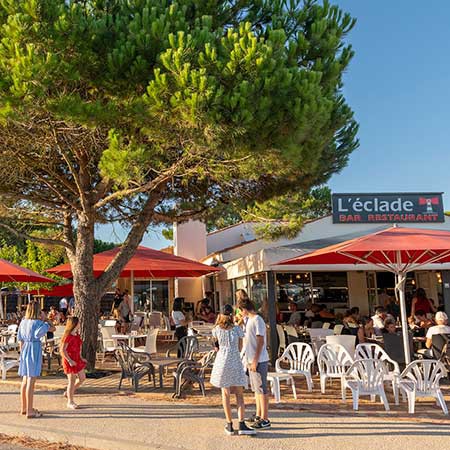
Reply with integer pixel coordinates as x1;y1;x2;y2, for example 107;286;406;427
17;301;55;418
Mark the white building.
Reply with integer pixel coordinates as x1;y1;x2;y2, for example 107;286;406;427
175;214;450;320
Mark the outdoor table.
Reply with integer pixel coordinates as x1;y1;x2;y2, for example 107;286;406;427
190;325;214;337
112;333;147;348
148;357;182;388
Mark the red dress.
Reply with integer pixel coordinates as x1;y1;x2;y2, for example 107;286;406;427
62;334;87;374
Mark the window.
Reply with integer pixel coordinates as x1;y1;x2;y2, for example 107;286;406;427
276;272;311;323
133;280;169;314
311;272;348;305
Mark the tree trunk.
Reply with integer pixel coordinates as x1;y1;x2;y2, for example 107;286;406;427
73;283;102;371
71;213;99;371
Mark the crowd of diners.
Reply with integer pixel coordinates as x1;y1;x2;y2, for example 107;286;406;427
285;287;449;348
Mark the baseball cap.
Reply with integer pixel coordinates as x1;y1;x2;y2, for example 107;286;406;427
435;311;448;322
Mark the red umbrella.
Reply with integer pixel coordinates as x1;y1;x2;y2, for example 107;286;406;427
48;246;221;278
28;283;74;297
0;258;54;283
277;226;450;363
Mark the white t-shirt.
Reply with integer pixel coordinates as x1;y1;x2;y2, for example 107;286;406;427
171;310;185;328
59;298;68;309
371;314;385;334
426;324;450;339
243;315;269;364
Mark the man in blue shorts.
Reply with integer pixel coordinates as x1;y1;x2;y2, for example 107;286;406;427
238;298;271;429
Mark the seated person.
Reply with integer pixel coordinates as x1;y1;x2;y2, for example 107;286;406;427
197;298;216;323
425;311;450;349
318;304;335;319
383;318;397;334
47;305;61;324
304;301;315;319
371;307;386;336
287;302;302;327
414;309;434;336
357;316;374;343
415;309;433;326
343;307;360;328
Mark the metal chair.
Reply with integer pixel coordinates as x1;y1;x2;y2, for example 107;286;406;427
172;350;216;398
166;336;199;360
114;343;156;392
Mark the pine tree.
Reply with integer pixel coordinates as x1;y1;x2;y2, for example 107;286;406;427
0;0;358;368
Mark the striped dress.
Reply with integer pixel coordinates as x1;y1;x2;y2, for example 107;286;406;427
210;325;247;388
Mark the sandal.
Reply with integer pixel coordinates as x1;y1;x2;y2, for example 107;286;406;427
27;409;43;419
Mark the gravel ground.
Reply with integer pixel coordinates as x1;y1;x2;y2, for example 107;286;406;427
0;384;449;450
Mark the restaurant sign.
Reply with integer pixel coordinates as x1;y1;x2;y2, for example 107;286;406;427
332;193;445;224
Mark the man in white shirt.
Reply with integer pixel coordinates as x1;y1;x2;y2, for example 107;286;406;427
425;311;450;349
371;307;386;336
59;297;68;316
238;298;271;429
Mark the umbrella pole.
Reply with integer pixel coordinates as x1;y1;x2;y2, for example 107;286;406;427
395;272;411;364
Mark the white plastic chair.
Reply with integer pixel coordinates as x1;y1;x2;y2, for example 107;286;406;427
308;328;334;355
276;324;287;356
333;324;344;335
275;343;315;391
267;372;297;403
133;328;159;355
399;360;448;415
317;343;354;400
6;324;18;350
355;343;401;404
0;345;19;380
344;359;390;411
326;335;356;355
322;322;331;329
103;319;117;327
99;326;118;361
284;325;299;343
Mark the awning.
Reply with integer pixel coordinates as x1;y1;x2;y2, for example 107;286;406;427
48;246;221;279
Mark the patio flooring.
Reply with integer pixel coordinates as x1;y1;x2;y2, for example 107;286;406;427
2;357;450;422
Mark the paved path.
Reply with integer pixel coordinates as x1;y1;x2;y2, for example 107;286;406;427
0;385;449;450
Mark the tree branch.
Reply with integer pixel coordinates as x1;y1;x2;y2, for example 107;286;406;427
0;221;75;250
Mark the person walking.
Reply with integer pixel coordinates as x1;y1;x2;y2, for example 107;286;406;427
237;298;271;429
119;290;131;333
210;304;256;436
60;317;87;409
17;301;55;418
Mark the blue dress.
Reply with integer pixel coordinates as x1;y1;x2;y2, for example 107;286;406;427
17;319;49;377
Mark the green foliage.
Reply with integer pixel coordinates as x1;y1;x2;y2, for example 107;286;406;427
0;0;359;369
0;0;358;273
93;239;116;254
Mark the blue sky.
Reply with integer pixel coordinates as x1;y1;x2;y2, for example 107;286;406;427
97;0;450;249
329;0;450;204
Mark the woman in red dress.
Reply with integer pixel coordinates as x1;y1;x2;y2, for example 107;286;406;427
60;317;87;409
410;288;437;318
